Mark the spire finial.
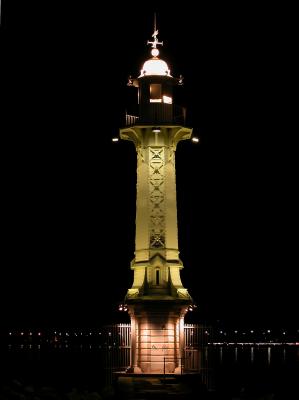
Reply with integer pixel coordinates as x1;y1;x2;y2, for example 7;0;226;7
147;13;163;57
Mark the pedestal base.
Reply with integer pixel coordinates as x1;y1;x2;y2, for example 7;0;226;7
128;303;187;374
125;366;142;374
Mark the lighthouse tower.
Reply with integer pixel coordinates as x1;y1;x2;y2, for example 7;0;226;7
120;23;193;374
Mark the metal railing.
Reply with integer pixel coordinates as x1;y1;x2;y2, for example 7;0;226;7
125;114;139;126
124;105;186;126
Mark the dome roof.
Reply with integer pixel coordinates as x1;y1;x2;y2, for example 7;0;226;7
140;57;171;77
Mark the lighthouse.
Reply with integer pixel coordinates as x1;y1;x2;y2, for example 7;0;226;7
120;22;194;374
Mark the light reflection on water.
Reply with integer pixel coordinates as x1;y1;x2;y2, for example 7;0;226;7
212;344;299;365
1;343;298;395
283;347;286;362
209;345;299;396
3;343;299;365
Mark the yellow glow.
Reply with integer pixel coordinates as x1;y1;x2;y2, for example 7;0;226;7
163;95;172;104
112;137;119;142
150;99;162;103
192;137;199;143
140;58;171;76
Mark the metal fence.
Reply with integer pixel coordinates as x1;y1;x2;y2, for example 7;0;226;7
184;324;214;389
102;323;213;386
100;324;131;383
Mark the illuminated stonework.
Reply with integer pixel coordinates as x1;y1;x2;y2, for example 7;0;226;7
149;147;165;248
119;23;194;374
120;126;193;299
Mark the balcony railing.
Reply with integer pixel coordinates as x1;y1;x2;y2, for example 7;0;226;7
124;105;186;126
125;114;139;126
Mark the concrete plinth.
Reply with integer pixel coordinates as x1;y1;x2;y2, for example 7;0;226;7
128;303;187;374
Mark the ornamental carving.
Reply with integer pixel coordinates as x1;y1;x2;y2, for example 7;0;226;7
149;147;165;248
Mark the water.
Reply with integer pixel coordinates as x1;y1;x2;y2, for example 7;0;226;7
209;345;299;398
1;344;109;392
1;343;298;398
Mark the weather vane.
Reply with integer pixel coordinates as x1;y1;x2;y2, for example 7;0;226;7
147;13;163;56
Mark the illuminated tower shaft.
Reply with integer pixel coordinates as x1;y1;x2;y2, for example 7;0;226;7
120;27;193;374
120;126;192;297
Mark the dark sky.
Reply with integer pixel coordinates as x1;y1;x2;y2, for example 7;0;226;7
1;1;297;329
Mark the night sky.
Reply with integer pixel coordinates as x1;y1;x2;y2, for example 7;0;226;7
1;1;297;329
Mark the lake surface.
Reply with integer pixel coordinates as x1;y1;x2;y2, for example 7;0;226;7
208;345;299;398
1;343;298;398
